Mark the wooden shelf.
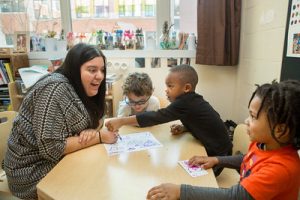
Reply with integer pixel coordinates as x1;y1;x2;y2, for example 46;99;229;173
0;53;29;80
28;50;196;60
0;53;29;111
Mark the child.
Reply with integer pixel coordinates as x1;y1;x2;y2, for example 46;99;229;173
146;80;300;200
106;65;233;176
118;72;160;117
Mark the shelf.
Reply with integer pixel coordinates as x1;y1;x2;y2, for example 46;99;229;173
28;50;196;60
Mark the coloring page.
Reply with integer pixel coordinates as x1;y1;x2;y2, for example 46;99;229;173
178;160;208;177
104;132;162;156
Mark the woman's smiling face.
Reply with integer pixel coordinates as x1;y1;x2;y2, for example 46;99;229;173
80;56;105;97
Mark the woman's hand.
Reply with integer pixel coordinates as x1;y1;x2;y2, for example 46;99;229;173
105;118;123;132
147;183;180;200
100;128;119;144
170;124;186;135
188;156;219;170
78;129;98;145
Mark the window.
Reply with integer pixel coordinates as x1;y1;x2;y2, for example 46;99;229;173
94;0;109;18
70;0;156;33
0;0;25;12
145;0;155;17
0;0;196;50
33;0;60;19
171;0;196;34
0;0;61;46
73;0;90;18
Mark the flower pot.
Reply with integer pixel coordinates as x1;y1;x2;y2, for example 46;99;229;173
56;40;67;51
45;38;57;51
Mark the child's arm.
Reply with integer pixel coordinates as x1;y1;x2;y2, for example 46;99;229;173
187;155;244;170
217;154;244;169
105;116;139;131
147;183;254;200
180;184;254;200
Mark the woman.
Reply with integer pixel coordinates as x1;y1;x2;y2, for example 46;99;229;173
4;43;118;199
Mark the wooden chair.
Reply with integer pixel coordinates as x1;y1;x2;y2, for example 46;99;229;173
157;96;170;108
8;82;23;111
0;111;19;199
216;124;250;188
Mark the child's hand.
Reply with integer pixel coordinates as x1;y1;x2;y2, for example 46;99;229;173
170;124;186;135
100;128;119;144
188;156;219;170
147;183;180;200
105;118;122;132
78;129;98;145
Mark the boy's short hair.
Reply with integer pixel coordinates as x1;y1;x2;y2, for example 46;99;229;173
122;72;154;96
170;65;198;90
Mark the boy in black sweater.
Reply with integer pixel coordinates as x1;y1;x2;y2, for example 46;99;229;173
105;64;232;176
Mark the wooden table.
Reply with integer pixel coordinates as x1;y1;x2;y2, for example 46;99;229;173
37;122;218;200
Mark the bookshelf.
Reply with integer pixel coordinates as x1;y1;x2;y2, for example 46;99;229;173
0;53;29;111
0;85;10;111
0;53;29;80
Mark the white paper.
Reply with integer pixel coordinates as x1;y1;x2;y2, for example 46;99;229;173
178;160;208;177
104;131;162;156
19;65;49;88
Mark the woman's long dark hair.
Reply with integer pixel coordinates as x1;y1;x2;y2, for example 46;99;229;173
56;43;107;128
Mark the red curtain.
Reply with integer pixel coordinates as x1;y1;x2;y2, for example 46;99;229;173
196;0;241;66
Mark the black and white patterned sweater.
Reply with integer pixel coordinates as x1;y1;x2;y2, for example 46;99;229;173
4;73;91;200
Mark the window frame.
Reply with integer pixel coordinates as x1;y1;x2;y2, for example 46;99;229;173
60;0;170;45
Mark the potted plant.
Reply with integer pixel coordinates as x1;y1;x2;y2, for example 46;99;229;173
159;21;173;50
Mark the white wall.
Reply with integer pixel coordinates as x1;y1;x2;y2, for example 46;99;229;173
233;0;289;123
179;0;197;34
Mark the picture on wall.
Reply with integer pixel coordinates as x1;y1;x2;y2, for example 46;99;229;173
167;58;177;67
151;58;161;68
180;58;191;65
14;31;30;53
286;0;300;57
135;58;145;68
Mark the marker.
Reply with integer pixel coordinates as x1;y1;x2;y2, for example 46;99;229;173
118;134;122;141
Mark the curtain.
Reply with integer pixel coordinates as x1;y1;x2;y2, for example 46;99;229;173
196;0;241;66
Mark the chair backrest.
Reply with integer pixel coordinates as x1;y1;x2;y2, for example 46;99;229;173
232;124;250;155
8;82;22;111
0;111;18;168
157;96;170;108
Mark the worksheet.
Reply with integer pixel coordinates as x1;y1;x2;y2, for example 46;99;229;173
178;160;208;177
104;131;162;156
